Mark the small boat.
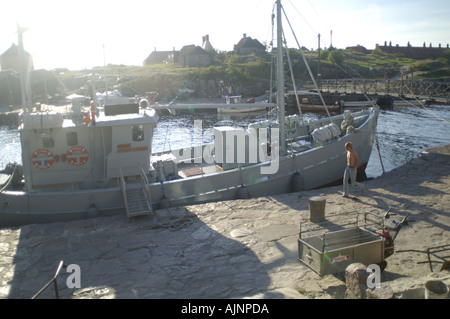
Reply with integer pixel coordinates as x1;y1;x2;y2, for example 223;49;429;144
0;1;380;227
218;97;269;114
298;104;339;113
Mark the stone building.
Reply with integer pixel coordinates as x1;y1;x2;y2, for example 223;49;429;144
178;45;210;68
0;43;34;72
143;49;177;65
234;34;266;56
374;41;449;60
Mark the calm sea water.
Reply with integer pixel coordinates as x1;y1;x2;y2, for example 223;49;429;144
1;105;449;178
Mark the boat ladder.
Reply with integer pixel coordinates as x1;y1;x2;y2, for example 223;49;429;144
119;166;153;219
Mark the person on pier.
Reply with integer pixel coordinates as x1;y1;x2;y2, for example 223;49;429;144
342;142;365;197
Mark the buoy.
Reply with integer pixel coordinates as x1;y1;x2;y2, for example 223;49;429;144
139;98;149;108
67;146;89;166
291;172;304;192
87;205;99;218
237;186;250;199
31;149;54;169
160;196;170;209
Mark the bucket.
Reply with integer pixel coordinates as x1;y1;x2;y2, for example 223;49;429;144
424;280;449;299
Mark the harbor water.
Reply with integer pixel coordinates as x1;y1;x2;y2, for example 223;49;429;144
1;105;449;178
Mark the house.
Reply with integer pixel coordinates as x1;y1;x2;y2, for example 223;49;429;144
234;34;266;56
0;43;34;72
178;45;210;67
345;45;371;54
143;49;178;65
374;41;449;60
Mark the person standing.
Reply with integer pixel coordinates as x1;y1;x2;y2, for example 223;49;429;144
342;142;365;197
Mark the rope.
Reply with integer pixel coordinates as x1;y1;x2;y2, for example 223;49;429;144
397;88;450;124
0;164;17;192
375;134;385;174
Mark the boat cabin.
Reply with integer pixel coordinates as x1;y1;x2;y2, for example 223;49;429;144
19;105;159;191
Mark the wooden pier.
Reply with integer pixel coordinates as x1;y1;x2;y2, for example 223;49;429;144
318;79;450;102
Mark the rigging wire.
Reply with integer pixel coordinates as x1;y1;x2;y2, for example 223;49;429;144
282;28;305;124
286;0;326;48
280;4;334;123
398;87;450;124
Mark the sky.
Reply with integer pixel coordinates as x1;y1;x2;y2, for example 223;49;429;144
1;0;449;71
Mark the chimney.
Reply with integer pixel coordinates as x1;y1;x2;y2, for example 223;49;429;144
243;33;247;38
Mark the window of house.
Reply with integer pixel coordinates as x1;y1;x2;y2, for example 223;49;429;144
132;125;144;141
66;132;78;146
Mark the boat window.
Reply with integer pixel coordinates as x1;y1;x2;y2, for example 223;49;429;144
66;132;78;146
132;125;144;141
43;136;54;148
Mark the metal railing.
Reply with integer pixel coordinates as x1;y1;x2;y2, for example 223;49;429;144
138;163;153;212
118;167;129;216
31;261;66;299
319;78;450;99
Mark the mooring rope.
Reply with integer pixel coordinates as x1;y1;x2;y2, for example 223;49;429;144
398;87;450;124
0;164;17;193
358;129;450;142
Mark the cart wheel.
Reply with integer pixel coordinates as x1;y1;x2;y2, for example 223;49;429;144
377;261;387;272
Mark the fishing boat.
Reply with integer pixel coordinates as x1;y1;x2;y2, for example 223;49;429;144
0;0;379;227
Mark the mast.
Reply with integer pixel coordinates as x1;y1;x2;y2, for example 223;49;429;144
276;0;286;154
17;23;31;112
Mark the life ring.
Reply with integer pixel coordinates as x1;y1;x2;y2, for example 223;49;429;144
67;146;89;166
32;149;54;169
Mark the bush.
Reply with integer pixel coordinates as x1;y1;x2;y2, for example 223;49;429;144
328;50;345;65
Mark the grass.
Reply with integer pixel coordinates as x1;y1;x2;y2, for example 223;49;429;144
56;49;449;100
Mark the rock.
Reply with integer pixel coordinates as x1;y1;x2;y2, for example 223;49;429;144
345;263;369;299
366;284;394;299
345;263;394;299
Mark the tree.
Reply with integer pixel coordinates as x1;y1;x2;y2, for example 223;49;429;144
328;50;345;66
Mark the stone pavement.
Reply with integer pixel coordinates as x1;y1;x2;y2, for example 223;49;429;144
0;145;449;299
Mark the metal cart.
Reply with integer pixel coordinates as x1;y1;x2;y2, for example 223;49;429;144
297;211;400;276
